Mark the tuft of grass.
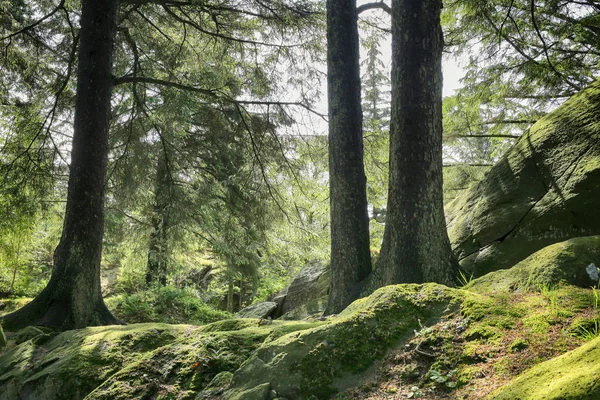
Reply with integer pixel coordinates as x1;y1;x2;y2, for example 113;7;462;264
457;270;474;287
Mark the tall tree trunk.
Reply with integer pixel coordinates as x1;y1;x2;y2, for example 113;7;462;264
145;150;171;286
1;0;119;331
324;0;372;315
369;0;458;289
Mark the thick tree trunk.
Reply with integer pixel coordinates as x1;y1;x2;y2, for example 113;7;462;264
1;0;119;331
369;0;458;289
324;0;372;315
145;151;171;286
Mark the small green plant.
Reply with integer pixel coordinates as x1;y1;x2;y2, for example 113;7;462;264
407;386;423;398
592;285;599;309
106;285;231;324
457;270;474;287
428;369;457;388
578;324;600;341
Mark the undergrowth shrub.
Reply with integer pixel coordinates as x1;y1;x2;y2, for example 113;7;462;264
106;285;230;325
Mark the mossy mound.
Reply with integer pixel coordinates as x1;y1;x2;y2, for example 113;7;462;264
489;335;600;399
446;80;600;277
2;281;598;399
223;284;462;399
0;320;315;400
466;236;600;293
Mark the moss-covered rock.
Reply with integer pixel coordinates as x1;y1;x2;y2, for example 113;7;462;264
466;236;600;293
446;80;600;277
223;284;462;400
0;321;315;400
489;335;600;399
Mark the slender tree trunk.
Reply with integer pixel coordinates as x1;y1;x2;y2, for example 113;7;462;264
227;278;234;313
368;0;458;289
146;151;171;286
9;236;22;292
1;0;119;331
324;0;372;315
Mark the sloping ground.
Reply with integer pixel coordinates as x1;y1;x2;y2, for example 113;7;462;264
489;336;600;399
446;80;600;277
2;239;600;399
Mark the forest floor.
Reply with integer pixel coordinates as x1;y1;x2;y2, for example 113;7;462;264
1;282;598;399
336;288;595;400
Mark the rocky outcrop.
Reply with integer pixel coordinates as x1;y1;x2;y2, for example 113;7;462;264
446;80;600;277
223;284;459;399
466;236;600;293
236;301;278;319
278;260;329;317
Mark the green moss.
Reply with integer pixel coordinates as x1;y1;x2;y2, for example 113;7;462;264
464;325;501;341
489;336;600;399
509;338;529;352
466;237;600;294
223;284;463;400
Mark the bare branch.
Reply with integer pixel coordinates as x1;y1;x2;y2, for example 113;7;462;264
357;2;391;15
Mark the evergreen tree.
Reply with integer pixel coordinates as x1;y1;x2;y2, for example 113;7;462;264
2;0;120;330
325;0;372;314
367;0;458;289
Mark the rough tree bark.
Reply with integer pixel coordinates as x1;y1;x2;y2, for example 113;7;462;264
1;0;120;330
145;150;171;286
368;0;459;289
324;0;372;315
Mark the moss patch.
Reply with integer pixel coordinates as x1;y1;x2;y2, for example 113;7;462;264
465;236;600;294
489;335;600;399
223;284;463;399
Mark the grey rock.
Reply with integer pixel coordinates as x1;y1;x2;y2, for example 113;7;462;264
237;301;278;319
446;80;600;277
281;260;329;315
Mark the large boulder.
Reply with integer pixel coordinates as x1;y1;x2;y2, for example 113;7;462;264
236;301;278;319
466;236;600;293
447;80;600;277
280;260;330;316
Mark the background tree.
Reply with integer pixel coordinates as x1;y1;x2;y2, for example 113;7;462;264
442;0;600;187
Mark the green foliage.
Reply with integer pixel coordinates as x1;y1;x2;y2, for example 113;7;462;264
442;0;600;171
105;285;230;325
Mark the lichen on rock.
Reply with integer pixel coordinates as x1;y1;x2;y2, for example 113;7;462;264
465;236;600;293
446;80;600;277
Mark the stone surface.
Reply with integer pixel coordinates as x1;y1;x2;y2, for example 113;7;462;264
446;80;600;277
237;301;278;319
466;236;600;293
280;260;329;316
280;296;328;320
